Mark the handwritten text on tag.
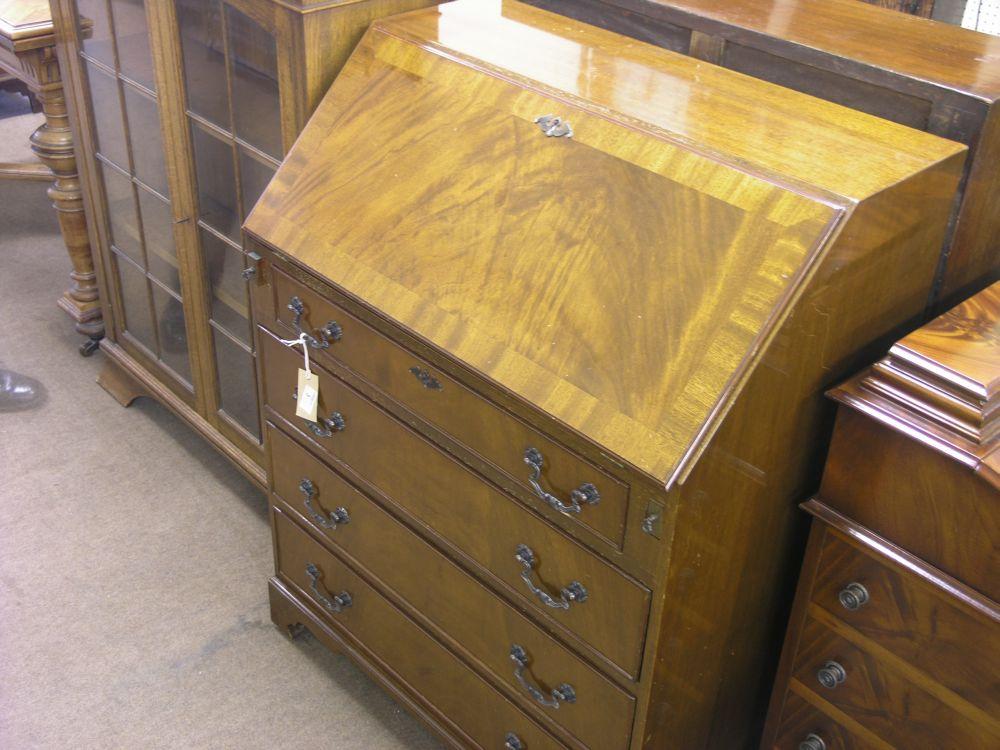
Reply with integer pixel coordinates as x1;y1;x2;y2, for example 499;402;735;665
296;368;319;422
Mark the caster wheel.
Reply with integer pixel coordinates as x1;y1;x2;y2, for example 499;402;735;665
80;338;101;357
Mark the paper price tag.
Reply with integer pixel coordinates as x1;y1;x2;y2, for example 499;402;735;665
296;368;320;422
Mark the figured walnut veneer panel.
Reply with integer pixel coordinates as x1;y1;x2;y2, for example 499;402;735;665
812;532;1000;719
791;618;1000;749
266;267;632;550
888;282;1000;408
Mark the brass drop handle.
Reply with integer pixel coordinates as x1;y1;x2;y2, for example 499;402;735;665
307;411;346;438
291;387;346;438
288;296;343;349
838;582;869;611
514;544;587;610
799;733;826;750
299;478;350;529
305;563;352;614
816;660;847;689
504;733;525;750
523;448;599;515
509;644;576;709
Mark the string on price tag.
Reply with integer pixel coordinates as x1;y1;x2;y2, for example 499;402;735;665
280;333;320;422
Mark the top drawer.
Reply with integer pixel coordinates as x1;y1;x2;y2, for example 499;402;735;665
265;266;630;549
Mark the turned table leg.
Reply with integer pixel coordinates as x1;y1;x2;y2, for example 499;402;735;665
30;84;104;356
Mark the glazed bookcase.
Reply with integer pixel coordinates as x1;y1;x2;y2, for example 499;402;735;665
51;0;438;484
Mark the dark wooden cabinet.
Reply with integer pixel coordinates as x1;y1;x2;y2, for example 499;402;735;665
763;282;1000;750
526;0;1000;312
862;0;935;16
245;2;969;747
50;0;441;485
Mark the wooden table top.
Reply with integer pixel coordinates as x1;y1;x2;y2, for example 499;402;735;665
645;0;1000;103
0;0;53;52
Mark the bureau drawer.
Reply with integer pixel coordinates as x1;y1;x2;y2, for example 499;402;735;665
268;267;630;549
770;691;876;750
791;617;1000;749
268;425;635;749
272;507;568;750
812;532;1000;718
261;328;650;678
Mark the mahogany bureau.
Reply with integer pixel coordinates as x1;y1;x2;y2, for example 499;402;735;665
762;282;1000;749
243;2;968;748
526;0;1000;312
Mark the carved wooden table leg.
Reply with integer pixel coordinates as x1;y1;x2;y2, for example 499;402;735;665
30;80;104;356
0;4;105;358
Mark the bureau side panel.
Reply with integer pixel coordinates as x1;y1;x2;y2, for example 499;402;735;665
937;104;1000;309
637;154;964;749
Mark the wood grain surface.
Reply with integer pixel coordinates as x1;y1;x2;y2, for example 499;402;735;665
557;0;1000;101
271;507;569;750
246;3;970;746
528;0;1000;310
0;0;51;46
269;425;635;749
791;617;1000;748
267;266;632;550
764;280;999;750
811;531;1000;719
245;0;965;486
260;327;652;679
886;281;1000;415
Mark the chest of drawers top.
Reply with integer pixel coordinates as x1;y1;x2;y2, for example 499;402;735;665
244;0;965;489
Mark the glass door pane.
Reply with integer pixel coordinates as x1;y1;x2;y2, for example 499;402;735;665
111;0;157;90
76;0;195;392
175;0;229;128
227;5;282;159
190;123;239;241
175;0;283;442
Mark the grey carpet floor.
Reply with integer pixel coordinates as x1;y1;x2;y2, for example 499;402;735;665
0;101;441;749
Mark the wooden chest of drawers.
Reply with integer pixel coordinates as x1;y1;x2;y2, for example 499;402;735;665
763;283;1000;750
244;2;967;747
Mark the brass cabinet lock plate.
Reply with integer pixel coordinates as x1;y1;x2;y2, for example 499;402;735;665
534;114;573;138
642;500;664;538
242;251;263;281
